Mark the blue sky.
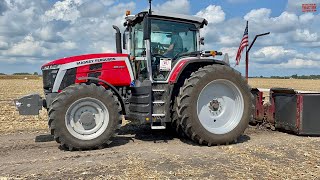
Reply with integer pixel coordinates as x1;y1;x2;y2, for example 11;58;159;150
0;0;319;76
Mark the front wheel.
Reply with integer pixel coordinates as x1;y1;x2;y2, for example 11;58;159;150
48;84;122;150
176;65;253;145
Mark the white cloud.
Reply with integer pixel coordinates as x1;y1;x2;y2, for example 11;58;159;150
299;13;315;24
4;35;44;57
252;46;297;61
196;5;229;48
286;0;320;13
44;0;82;23
78;1;105;18
3;34;77;58
294;29;318;42
219;47;238;60
244;8;271;21
296;51;320;61
241;7;320;48
107;2;135;18
227;0;250;3
0;41;9;50
60;41;77;50
299;41;320;47
280;58;320;68
244;9;300;33
99;0;115;6
34;25;62;42
0;0;8;15
154;0;190;14
219;36;240;46
196;5;225;24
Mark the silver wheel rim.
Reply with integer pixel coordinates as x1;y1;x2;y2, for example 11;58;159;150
65;97;109;140
197;79;244;134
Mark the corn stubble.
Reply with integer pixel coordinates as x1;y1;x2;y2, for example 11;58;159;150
1;77;320;133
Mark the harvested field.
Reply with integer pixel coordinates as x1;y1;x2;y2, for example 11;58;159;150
0;79;47;134
0;75;41;80
249;78;320;92
0;78;320;179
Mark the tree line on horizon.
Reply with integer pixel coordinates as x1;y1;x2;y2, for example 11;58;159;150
0;72;39;75
1;72;320;79
253;74;320;79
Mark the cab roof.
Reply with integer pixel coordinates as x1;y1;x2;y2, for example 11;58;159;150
126;11;208;28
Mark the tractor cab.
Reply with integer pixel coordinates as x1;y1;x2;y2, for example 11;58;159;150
122;11;208;82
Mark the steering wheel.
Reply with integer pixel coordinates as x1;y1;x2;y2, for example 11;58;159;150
151;42;166;54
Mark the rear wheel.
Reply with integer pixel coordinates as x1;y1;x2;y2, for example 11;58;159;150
170;98;186;137
176;65;253;145
48;84;122;150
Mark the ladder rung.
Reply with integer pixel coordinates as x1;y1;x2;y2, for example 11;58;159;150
151;125;166;130
153;101;165;104
152;89;165;92
152;114;165;117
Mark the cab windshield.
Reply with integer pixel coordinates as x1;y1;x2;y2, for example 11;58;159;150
150;19;198;59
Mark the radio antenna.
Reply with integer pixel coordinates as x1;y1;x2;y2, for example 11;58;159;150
149;0;152;14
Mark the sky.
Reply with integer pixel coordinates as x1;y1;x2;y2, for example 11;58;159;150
0;0;319;77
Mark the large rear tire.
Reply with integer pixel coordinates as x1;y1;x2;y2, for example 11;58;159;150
176;65;253;145
48;84;122;150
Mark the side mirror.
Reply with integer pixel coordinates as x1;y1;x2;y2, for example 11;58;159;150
143;16;151;40
200;37;205;45
123;30;128;50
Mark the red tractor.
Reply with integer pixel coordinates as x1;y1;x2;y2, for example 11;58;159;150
15;10;253;150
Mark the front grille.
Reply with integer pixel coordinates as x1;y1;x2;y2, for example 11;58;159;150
89;63;102;70
42;69;58;93
59;68;77;90
88;72;101;78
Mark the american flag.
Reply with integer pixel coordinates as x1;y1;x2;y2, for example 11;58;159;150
235;21;248;65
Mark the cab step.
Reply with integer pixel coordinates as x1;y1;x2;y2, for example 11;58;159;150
152;100;165;104
152;114;165;117
151;125;166;130
152;89;165;92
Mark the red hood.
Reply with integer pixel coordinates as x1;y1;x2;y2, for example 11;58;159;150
42;53;129;68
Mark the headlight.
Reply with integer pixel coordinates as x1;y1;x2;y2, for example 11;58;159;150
41;64;61;70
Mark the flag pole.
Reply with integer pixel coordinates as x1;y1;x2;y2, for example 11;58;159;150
246;47;248;82
245;21;249;82
246;31;271;82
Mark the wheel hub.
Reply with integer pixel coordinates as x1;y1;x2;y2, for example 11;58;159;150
208;98;224;116
209;99;220;111
80;112;95;126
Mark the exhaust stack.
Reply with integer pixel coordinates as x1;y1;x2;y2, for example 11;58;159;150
113;25;122;54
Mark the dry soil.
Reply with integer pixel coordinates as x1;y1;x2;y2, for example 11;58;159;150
0;78;319;179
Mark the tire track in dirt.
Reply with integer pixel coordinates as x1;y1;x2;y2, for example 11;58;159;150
1;127;320;179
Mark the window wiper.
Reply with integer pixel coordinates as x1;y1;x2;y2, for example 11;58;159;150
189;28;198;31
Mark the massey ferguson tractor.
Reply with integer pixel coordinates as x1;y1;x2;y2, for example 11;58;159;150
15;9;253;150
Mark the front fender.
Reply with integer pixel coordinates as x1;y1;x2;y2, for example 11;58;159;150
169;58;227;84
77;77;126;115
